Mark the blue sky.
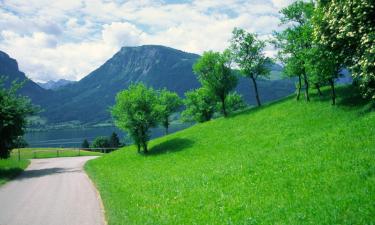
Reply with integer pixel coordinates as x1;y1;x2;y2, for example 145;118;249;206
0;0;293;82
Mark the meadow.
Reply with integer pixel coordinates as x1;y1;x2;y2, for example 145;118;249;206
85;86;375;225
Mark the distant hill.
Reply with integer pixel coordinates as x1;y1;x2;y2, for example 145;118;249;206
0;50;49;105
37;79;75;90
1;46;295;124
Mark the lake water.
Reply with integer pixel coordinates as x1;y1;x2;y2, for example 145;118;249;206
24;123;192;148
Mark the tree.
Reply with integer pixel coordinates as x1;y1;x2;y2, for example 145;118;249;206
223;92;247;113
13;137;29;148
272;1;315;101
193;50;238;117
112;83;160;153
0;79;35;159
305;45;341;105
158;89;182;135
182;87;216;123
314;0;375;99
92;136;110;152
230;28;271;106
109;132;121;148
81;139;90;149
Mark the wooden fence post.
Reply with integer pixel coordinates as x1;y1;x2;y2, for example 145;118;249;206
18;149;21;161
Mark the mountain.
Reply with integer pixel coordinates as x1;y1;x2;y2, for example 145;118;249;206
0;50;49;105
40;45;202;123
1;46;295;124
41;45;294;124
37;79;75;90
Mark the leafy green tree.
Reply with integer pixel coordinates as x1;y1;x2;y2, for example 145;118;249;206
182;87;216;123
81;139;90;149
109;132;121;148
193;50;238;117
223;92;247;113
305;45;341;105
230;28;271;106
314;0;375;99
0;79;35;159
112;83;160;153
158;89;182;135
92;136;110;152
273;1;315;101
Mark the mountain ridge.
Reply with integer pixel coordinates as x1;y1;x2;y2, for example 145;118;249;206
1;46;295;124
37;79;75;90
0;50;50;105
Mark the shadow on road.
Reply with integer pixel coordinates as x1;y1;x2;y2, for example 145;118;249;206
0;168;24;184
16;167;82;180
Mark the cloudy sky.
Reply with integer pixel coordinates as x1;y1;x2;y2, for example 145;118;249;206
0;0;293;82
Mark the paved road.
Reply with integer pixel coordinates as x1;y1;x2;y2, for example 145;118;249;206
0;156;105;225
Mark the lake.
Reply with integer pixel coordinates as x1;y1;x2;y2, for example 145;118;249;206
24;123;192;148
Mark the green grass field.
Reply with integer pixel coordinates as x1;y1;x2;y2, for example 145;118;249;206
86;85;375;225
0;148;102;186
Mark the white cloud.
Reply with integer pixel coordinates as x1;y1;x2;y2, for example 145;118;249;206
102;22;145;47
0;0;293;82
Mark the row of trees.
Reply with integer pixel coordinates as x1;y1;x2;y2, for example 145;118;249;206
81;132;122;151
112;28;274;153
273;0;374;104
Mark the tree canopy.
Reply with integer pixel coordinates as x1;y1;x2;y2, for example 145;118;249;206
112;83;160;153
158;89;182;134
182;87;216;123
230;28;271;106
0;79;35;158
193;50;237;117
314;0;375;99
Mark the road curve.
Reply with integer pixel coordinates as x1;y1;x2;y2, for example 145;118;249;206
0;156;105;225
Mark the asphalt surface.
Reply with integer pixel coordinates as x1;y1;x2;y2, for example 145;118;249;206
0;156;105;225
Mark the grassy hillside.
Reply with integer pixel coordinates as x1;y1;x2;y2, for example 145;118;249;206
85;86;375;225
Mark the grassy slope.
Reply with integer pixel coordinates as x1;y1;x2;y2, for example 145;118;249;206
85;86;375;225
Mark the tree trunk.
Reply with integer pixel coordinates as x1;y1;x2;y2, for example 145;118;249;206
315;83;322;97
297;74;302;101
250;76;261;106
0;142;9;159
137;143;141;153
221;97;228;117
329;78;336;105
164;117;169;135
142;142;148;153
303;71;310;102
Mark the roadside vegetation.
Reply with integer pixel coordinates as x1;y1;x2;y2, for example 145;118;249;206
0;158;29;185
